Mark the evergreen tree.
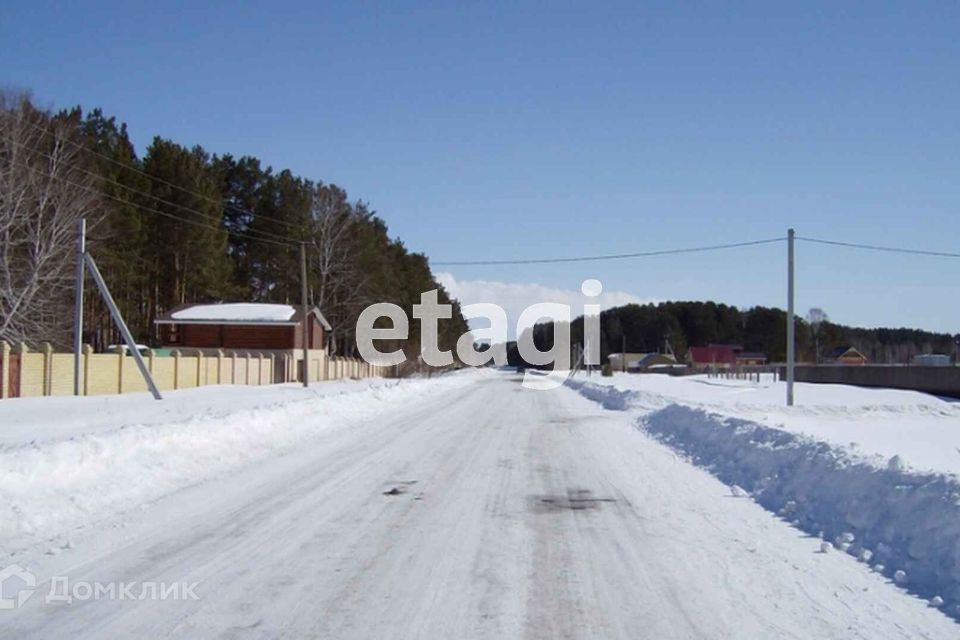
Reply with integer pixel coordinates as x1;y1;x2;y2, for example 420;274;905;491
211;154;272;296
142;138;232;328
76;108;151;347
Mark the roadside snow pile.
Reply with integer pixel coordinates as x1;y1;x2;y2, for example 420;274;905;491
573;372;960;475
569;378;960;619
566;378;671;413
0;373;477;554
643;405;960;612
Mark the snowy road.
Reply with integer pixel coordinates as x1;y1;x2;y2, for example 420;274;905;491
2;373;956;638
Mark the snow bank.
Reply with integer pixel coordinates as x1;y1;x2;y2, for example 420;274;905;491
644;405;960;613
0;372;477;553
568;378;960;619
0;378;412;446
573;372;960;475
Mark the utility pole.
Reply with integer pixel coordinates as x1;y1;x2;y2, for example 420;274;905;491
300;242;309;388
73;218;86;396
73;218;161;400
84;252;162;400
786;228;795;406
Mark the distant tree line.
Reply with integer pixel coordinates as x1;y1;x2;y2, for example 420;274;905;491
509;301;957;367
0;93;468;358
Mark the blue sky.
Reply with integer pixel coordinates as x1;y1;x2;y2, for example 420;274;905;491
2;2;958;333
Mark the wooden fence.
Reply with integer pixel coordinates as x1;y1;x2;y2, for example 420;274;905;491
0;341;388;399
706;366;781;383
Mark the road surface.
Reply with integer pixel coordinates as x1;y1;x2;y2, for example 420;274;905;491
3;373;956;638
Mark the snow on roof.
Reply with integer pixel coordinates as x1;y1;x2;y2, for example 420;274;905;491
171;303;298;323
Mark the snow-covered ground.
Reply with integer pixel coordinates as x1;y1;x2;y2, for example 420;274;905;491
0;377;430;446
0;372;477;554
0;369;957;637
568;372;960;621
571;372;960;474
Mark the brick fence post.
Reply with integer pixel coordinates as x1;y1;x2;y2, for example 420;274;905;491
14;343;28;397
216;349;224;384
172;349;181;390
257;352;264;385
0;340;8;399
42;342;53;396
196;350;204;387
82;344;93;396
117;346;124;394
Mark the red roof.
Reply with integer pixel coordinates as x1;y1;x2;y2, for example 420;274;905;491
688;345;738;365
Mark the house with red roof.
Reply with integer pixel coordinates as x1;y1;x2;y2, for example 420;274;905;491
686;345;738;369
686;344;768;369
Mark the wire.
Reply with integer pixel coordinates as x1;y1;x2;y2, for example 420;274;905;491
797;236;960;259
0;109;309;233
9;111;960;264
430;237;788;266
12;158;298;247
432;234;960;266
6;137;300;245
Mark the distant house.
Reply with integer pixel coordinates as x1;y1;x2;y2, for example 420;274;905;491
686;345;738;369
912;353;951;367
608;352;678;372
155;303;331;352
828;346;867;365
687;344;768;369
736;351;768;366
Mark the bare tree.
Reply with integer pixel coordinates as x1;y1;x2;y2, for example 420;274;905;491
806;307;828;363
309;185;354;311
308;184;372;354
0;93;101;348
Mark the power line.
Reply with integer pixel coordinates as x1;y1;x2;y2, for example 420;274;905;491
797;236;960;259
6;137;300;245
12;159;298;248
433;234;960;266
431;237;788;266
1;109;226;205
8;109;960;265
0;109;308;233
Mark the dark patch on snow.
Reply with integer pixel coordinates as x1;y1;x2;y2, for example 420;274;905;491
530;488;616;513
382;480;418;496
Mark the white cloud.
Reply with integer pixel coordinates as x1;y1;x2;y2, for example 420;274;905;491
436;273;655;339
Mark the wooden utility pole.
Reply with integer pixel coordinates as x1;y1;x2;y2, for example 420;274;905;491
73;219;86;396
786;228;795;406
622;335;626;373
301;242;309;388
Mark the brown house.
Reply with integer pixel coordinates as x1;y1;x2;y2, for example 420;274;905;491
608;352;679;372
155;303;331;352
736;351;768;366
687;345;738;369
829;346;868;365
687;344;768;369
